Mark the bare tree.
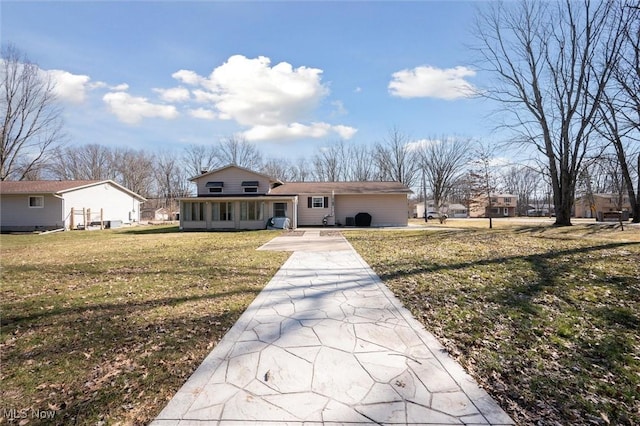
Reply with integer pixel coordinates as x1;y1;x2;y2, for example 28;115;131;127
374;127;418;186
417;136;471;212
1;44;64;180
502;165;541;216
49;144;116;180
217;135;263;170
312;140;347;182
113;148;155;198
155;151;191;219
346;143;375;181
469;143;500;228
261;158;293;182
289;157;311;182
596;1;640;222
183;144;221;178
473;0;627;225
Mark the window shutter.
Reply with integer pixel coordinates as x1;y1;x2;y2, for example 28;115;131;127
308;197;312;208
324;197;329;208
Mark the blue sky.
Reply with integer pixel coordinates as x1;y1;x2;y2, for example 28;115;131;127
2;1;502;160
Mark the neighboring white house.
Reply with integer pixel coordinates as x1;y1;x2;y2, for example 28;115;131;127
0;180;146;232
415;201;468;218
179;164;412;231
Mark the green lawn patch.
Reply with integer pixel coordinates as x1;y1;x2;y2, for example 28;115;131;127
347;224;640;425
1;226;288;425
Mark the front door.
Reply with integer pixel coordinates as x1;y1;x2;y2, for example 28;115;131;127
274;202;287;217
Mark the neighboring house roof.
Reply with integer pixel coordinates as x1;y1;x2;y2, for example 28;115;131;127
0;180;146;201
269;181;412;195
190;164;284;185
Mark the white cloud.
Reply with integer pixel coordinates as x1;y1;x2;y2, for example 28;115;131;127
110;83;129;91
242;122;356;142
406;138;441;151
188;107;217;120
153;86;190;102
172;69;204;86
102;92;179;124
47;70;91;103
333;125;358;139
167;55;354;141
331;100;347;116
389;65;477;100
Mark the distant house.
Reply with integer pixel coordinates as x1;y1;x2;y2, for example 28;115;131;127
469;193;517;218
414;201;468;218
0;180;146;232
574;193;631;220
141;207;172;221
179;164;412;231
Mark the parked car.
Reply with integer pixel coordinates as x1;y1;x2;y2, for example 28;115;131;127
425;211;440;220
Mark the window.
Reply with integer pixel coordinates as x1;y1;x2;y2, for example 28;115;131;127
274;202;287;217
309;196;328;208
490;198;498;204
503;197;512;204
182;202;204;221
28;196;44;208
242;181;259;193
240;201;264;221
211;202;233;221
206;182;223;194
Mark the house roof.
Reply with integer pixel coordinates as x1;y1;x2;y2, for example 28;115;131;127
269;181;412;195
0;180;146;201
190;164;284;184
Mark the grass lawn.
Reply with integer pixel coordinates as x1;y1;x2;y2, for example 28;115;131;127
346;222;640;425
0;226;289;425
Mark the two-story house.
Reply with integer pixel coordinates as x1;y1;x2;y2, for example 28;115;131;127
179;164;412;230
469;193;517;218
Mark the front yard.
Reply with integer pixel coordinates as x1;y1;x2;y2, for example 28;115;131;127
0;227;289;425
347;223;640;425
2;222;638;425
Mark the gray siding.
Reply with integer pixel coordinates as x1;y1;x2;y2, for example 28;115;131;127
0;194;64;231
194;168;273;196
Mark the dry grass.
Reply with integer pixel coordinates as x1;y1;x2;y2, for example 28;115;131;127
347;223;640;425
0;226;288;425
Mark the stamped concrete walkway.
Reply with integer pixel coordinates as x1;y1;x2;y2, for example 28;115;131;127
152;230;514;425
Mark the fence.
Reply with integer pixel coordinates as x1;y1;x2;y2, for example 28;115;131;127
69;207;105;230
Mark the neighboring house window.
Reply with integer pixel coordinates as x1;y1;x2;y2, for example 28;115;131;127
28;196;44;208
491;198;498;204
183;202;204;221
209;187;223;193
211;202;233;221
504;197;512;204
308;196;329;208
240;201;264;221
242;181;259;193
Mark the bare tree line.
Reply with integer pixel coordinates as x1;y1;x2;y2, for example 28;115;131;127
4;0;640;225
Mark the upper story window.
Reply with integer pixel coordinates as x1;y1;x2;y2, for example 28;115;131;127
503;197;512;204
242;181;259;193
206;181;224;194
28;196;44;208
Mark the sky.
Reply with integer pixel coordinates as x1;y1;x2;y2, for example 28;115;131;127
1;1;505;161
